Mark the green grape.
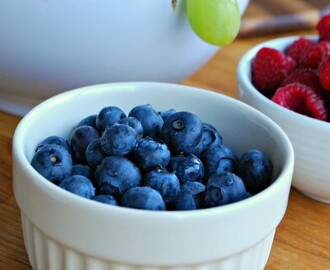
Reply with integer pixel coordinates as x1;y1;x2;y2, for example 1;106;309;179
186;0;241;46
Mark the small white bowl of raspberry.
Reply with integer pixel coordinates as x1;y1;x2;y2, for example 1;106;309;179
237;14;330;204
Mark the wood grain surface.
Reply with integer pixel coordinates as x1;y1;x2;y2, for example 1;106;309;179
1;8;330;270
239;0;330;37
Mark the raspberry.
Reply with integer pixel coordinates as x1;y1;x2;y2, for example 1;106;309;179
280;68;322;94
300;41;330;69
271;83;327;121
285;37;315;65
318;52;330;91
252;47;296;97
316;13;330;42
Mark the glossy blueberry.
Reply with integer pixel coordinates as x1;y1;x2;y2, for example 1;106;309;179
118;116;144;138
77;114;97;129
121;186;166;211
70;125;99;163
132;137;171;171
72;164;92;178
238;149;273;195
162;111;203;153
96;106;126;132
35;135;71;155
167;153;204;184
201;144;238;180
94;156;141;198
159;108;176;122
128;104;164;138
85;138;106;169
100;124;137;156
59;175;95;199
143;168;180;204
31;144;73;183
193;123;223;157
171;181;205;210
92;194;119;206
204;172;248;207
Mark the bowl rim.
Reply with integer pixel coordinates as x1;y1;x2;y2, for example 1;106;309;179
13;81;294;218
237;35;330;131
12;82;295;265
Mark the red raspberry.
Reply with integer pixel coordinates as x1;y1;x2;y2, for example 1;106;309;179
318;52;330;91
280;68;322;94
316;13;330;42
300;41;330;69
252;47;296;97
271;83;327;121
285;37;315;65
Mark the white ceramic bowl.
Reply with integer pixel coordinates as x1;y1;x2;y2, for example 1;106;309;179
0;0;250;116
13;82;294;270
238;35;330;204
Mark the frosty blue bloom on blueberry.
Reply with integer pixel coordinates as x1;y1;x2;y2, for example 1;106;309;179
143;168;181;204
171;181;205;210
238;149;273;195
59;175;95;199
193;123;223;157
121;186;166;211
72;164;92;178
162;111;203;153
85;138;107;169
92;194;118;206
204;172;248;207
168;153;204;184
202;144;238;180
96;106;126;132
30;103;273;211
133;137;171;171
77;114;97;129
128;104;164;139
70;125;99;163
100;124;137;156
31;144;73;183
94;156;141;198
118;116;144;138
35;135;71;155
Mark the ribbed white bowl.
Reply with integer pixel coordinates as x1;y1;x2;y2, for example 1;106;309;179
13;82;294;270
238;36;330;204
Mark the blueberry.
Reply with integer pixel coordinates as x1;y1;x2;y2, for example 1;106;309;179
162;111;203;153
85;138;107;169
77;114;97;129
204;172;248;207
35;135;71;155
193;123;223;157
143;168;180;204
118;116;144;138
92;194;118;206
70;125;100;163
72;164;92;178
159;108;176;122
100;124;137;156
96;106;126;132
238;149;273;195
121;186;166;211
167;153;204;184
128;104;164;138
31;144;73;183
94;156;141;198
132;137;171;171
59;175;95;199
171;181;205;210
201;144;238;180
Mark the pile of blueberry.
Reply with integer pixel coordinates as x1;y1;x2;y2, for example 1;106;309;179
31;104;273;211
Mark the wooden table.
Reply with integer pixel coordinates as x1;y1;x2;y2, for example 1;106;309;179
1;28;330;270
